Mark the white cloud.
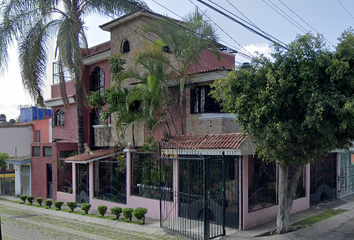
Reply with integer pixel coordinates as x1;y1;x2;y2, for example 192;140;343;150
243;43;273;57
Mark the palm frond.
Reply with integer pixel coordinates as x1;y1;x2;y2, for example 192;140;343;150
18;17;54;103
86;0;149;18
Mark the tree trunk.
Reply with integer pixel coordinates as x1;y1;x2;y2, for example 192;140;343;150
76;79;84;154
179;81;185;135
276;164;304;234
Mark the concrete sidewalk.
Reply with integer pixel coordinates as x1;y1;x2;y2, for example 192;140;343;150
1;194;354;239
226;194;354;239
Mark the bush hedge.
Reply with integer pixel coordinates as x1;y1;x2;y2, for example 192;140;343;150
27;196;34;205
67;202;77;212
81;203;91;214
122;208;134;221
54;201;64;210
19;195;27;203
97;205;108;217
36;197;43;206
110;207;122;220
44;199;53;208
133;207;148;224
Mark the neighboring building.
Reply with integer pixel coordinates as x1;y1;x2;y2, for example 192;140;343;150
1;117;51;196
19;105;52;123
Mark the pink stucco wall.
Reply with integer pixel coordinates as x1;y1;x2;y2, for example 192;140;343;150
189;49;235;74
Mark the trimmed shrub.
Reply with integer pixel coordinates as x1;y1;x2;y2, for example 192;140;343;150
36;197;43;206
122;208;134;221
133;207;148;224
19;195;27;203
81;203;91;214
44;199;53;208
54;201;64;210
27;196;34;205
67;202;77;212
110;207;122;220
97;205;108;217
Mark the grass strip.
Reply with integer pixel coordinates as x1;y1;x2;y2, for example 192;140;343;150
291;209;347;230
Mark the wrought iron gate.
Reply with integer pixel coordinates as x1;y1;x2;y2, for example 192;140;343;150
159;143;237;240
339;152;354;197
76;164;89;203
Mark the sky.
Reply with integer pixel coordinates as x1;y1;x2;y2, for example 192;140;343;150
1;0;354;120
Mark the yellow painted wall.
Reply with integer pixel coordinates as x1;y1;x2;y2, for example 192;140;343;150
0;173;15;178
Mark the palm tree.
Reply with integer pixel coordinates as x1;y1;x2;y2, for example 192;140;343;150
89;48;176;146
0;0;148;153
144;9;220;134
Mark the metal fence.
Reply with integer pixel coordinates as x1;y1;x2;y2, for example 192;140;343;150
310;153;337;205
0;177;15;195
57;160;73;193
93;155;126;204
131;152;173;201
248;156;277;212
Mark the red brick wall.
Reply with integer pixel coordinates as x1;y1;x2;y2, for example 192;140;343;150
31;142;77;201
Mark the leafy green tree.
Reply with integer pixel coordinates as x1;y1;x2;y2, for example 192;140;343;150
144;9;219;134
0;0;148;153
211;32;354;234
0;152;9;168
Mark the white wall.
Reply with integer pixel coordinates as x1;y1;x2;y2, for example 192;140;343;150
0;126;33;157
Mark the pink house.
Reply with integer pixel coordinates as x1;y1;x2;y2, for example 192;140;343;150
28;9;347;240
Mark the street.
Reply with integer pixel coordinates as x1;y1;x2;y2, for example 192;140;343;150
0;201;172;240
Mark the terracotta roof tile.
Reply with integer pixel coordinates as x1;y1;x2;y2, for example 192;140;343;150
64;148;116;162
167;133;246;150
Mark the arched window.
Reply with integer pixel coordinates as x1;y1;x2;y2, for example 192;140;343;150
54;110;64;126
121;39;130;53
90;67;104;94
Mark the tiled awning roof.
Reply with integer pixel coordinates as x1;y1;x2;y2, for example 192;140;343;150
167;133;246;150
64;148;117;163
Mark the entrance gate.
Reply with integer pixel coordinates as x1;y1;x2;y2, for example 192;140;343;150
159;143;239;240
339;152;354;197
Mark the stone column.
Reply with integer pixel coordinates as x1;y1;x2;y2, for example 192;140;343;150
14;164;22;196
124;144;136;199
89;162;94;201
72;163;76;198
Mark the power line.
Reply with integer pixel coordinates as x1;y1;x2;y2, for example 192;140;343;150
268;0;307;33
262;0;306;34
150;0;253;58
337;0;354;21
203;0;289;47
277;0;335;47
196;0;288;48
188;0;254;58
225;0;257;28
